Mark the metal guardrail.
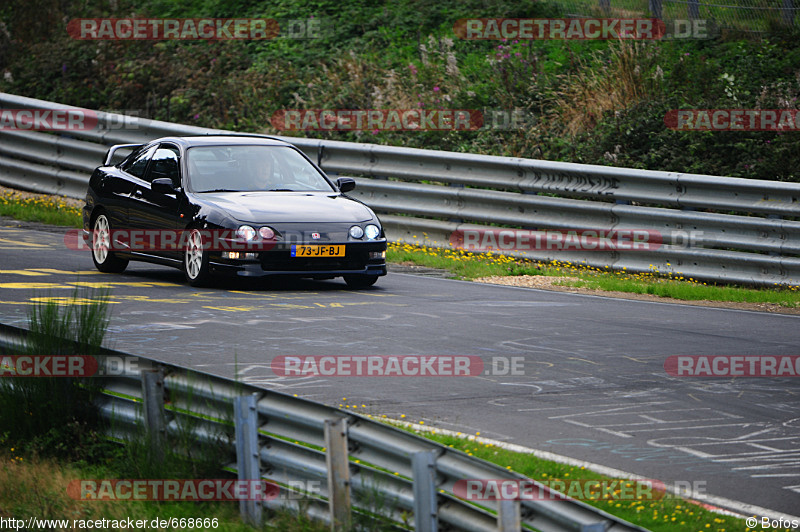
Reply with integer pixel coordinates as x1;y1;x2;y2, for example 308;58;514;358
0;322;650;532
1;92;799;286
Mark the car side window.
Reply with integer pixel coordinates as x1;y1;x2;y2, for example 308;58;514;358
146;145;181;186
120;145;156;179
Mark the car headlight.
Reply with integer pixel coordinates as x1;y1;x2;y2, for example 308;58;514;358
349;225;364;239
236;225;256;241
364;224;380;240
259;226;275;240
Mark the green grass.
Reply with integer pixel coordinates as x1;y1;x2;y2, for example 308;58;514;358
381;422;751;532
388;241;800;308
0;290;331;532
389;239;550;278
0;452;329;532
0;191;83;227
3;192;798;307
556;273;800;306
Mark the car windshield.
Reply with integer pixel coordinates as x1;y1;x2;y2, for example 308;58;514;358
186;145;334;193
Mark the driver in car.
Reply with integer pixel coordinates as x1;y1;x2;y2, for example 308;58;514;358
251;154;278;190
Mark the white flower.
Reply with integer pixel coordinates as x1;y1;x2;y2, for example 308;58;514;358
446;52;459;77
652;65;663;81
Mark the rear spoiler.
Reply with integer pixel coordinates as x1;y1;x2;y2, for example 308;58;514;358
103;143;142;166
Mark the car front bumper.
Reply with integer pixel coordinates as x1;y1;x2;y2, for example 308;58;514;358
207;240;388;278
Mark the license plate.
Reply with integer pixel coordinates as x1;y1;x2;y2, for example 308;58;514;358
291;245;345;257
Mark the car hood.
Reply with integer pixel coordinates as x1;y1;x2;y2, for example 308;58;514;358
195;192;375;224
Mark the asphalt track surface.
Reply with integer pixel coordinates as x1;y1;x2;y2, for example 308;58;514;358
1;222;799;518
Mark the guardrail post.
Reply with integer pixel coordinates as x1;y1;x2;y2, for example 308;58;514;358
449;182;464;224
497;499;521;531
141;369;165;463
768;214;782;256
412;451;438;532
324;418;351;531
234;393;262;527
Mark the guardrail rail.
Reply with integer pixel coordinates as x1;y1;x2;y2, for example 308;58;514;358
1;92;799;286
0;323;651;532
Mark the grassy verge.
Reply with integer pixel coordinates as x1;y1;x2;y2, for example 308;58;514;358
0;190;83;227
0;454;281;532
371;418;749;532
388;241;800;308
2;190;798;307
0;291;331;531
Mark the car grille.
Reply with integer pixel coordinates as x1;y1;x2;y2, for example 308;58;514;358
260;250;370;272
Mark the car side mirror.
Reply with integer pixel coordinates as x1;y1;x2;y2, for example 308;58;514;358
336;177;356;193
152;177;176;194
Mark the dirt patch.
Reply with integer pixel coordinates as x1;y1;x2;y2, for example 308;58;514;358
473;275;800;316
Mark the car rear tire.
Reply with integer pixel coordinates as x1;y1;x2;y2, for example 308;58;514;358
344;274;378;288
91;213;128;273
184;228;212;287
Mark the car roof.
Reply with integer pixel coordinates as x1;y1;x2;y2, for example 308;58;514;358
154;135;293;148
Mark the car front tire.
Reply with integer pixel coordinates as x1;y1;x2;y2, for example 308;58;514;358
184;228;212;287
91;212;128;273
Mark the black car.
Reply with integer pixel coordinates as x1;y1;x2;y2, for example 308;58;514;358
82;135;387;287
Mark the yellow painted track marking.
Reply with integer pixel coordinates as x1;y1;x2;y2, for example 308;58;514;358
202;306;261;312
0;270;48;276
0;282;67;289
0;238;50;248
0;281;178;289
67;281;178;288
29;296;121;305
31;269;105;275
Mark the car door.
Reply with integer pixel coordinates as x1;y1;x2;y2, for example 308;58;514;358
102;143;156;252
127;143;183;260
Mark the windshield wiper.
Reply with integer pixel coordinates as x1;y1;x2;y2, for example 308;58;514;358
268;188;296;192
201;188;240;193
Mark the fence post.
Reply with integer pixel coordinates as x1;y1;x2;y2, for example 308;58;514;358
324;418;352;531
234;393;262;527
412;451;438;532
782;0;796;26
497;499;521;531
648;0;663;23
141;369;165;463
688;0;700;19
